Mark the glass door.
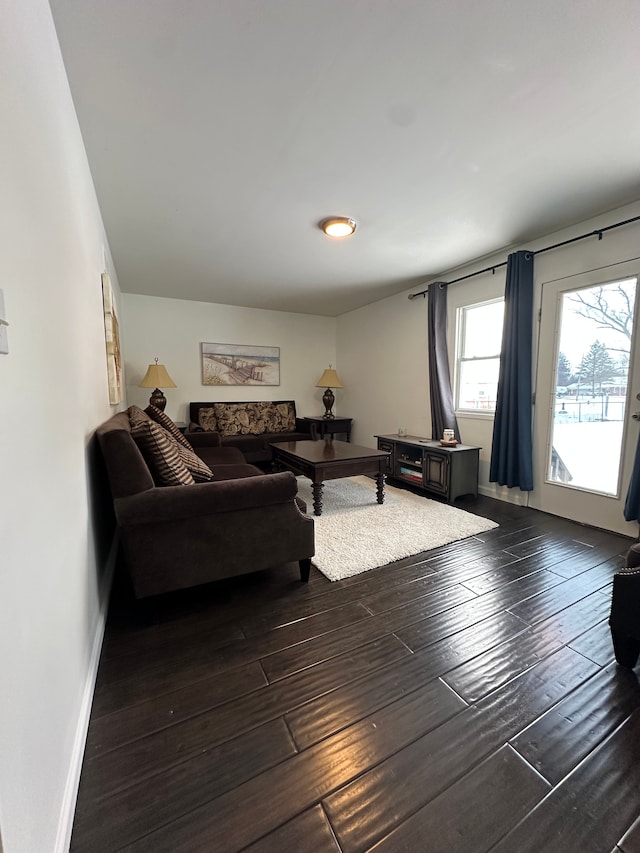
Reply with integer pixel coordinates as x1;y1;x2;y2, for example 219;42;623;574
530;262;640;535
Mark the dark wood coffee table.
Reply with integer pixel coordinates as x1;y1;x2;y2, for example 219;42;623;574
270;440;390;516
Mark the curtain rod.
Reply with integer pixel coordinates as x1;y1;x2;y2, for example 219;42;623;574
408;213;640;300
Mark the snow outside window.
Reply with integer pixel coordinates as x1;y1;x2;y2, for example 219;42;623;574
455;298;504;413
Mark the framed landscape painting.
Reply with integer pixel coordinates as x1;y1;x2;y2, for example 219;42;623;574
201;342;280;386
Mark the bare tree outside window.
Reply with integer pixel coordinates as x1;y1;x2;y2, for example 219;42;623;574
568;280;634;354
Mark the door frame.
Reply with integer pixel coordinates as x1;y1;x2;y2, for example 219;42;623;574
529;259;640;536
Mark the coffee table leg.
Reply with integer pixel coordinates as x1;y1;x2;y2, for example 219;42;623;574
312;481;324;516
375;472;385;504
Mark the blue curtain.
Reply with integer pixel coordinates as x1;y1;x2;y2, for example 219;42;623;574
428;282;460;441
489;250;534;490
624;435;640;522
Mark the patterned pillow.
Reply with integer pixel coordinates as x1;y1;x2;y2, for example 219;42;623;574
244;402;271;435
249;402;274;434
198;406;218;432
130;419;195;486
214;403;259;435
145;405;192;450
261;402;296;432
274;402;296;431
176;443;214;482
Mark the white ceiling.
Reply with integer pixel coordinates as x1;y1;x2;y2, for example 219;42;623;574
49;0;640;316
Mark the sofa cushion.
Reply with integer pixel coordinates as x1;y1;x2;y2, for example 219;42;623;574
196;445;246;467
130;418;195;486
220;434;270;454
198;406;218;432
210;463;264;481
145;405;193;450
263;430;311;446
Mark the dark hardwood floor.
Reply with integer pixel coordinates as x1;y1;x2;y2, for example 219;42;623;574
72;493;640;852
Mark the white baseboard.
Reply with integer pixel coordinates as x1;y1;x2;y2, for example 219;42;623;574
55;532;119;853
478;482;530;506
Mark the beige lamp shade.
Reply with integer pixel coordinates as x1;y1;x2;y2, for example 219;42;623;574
139;358;176;412
315;367;343;389
139;361;176;389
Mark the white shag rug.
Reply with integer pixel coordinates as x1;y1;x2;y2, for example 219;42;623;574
297;475;498;582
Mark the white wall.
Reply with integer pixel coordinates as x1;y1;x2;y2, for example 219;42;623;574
0;1;121;850
337;290;429;446
121;294;337;422
338;200;640;500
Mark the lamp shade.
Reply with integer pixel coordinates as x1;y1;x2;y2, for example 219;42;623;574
315;368;343;389
139;361;176;389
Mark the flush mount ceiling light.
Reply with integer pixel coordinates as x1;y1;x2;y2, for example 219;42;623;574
320;217;357;238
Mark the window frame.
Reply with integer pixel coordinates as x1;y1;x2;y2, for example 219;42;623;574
454;296;504;416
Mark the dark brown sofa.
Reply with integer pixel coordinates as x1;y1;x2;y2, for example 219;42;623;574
96;410;314;598
186;400;312;466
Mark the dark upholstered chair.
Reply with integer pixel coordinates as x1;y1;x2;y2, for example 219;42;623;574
96;412;314;598
609;542;640;667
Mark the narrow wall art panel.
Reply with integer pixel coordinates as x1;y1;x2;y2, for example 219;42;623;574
201;342;280;386
102;273;122;404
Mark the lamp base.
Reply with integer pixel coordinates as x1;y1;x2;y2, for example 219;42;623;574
149;389;167;411
322;388;335;419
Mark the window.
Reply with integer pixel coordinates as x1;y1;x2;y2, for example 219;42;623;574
455;298;504;412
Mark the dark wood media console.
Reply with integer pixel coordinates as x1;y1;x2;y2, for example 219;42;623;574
375;434;480;502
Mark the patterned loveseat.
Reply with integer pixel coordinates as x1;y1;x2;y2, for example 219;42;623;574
186;400;312;466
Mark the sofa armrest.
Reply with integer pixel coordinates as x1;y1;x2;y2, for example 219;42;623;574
295;418;312;434
185;430;222;448
114;470;299;525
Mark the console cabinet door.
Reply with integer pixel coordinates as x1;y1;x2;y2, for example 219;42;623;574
424;451;449;495
376;438;395;473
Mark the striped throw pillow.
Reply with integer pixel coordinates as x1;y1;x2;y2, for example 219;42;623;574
176;443;214;482
128;404;151;427
130;419;195;486
145;405;193;450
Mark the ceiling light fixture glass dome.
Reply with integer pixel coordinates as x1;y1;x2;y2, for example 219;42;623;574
320;217;357;238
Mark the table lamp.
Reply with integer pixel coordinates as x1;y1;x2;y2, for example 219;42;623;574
139;358;176;411
315;365;343;419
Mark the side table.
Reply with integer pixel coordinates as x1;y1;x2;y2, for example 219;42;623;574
303;416;352;442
